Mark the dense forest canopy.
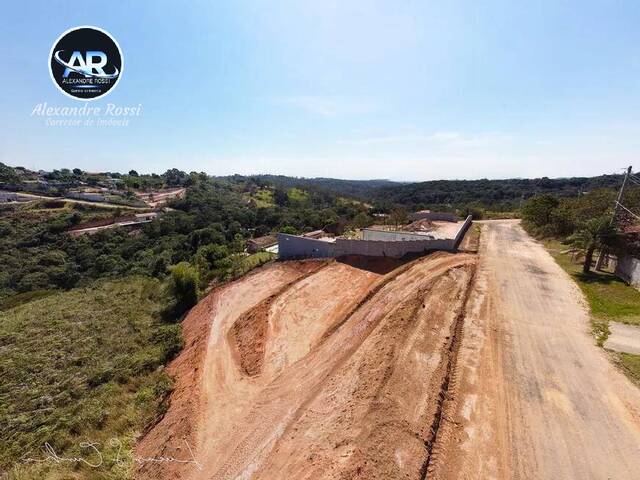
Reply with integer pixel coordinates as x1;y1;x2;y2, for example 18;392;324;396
372;175;625;211
0;165;370;300
217;172;625;212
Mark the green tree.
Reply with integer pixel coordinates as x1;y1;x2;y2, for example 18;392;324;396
353;212;373;229
194;244;230;281
521;194;559;227
549;204;574;236
0;162;19;183
152;256;167;277
569;217;616;273
164;262;199;320
273;188;289;207
279;225;297;235
389;207;408;229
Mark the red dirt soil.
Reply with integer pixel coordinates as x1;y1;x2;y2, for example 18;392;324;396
135;260;325;476
135;253;477;480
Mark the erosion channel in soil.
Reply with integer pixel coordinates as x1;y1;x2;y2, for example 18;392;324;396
136;252;477;480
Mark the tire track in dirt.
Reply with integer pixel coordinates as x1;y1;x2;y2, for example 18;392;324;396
433;220;640;480
227;262;328;377
209;254;477;480
136;252;478;480
135;260;330;480
421;267;477;479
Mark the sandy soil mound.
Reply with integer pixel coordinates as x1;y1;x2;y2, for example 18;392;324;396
405;218;435;232
135;260;327;477
136;253;477;480
228;264;326;377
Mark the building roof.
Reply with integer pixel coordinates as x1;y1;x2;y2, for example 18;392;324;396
248;235;278;247
302;230;325;238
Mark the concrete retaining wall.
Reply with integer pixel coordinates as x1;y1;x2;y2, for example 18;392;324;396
615;254;640;288
453;215;473;249
277;234;336;259
334;237;453;257
278;216;473;260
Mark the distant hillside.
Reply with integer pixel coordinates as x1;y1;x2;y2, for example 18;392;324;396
374;175;624;210
224;174;404;200
3;161;625;212
221;173;625;211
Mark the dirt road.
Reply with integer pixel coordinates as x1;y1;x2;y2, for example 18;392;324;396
434;220;640;480
1;190;148;209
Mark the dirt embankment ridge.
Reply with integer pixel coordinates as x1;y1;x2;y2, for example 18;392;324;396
136;252;477;480
137;222;640;480
134;260;326;476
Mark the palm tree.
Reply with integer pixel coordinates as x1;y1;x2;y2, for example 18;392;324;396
569;217;616;274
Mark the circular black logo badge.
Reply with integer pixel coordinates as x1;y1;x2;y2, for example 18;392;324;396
49;26;123;101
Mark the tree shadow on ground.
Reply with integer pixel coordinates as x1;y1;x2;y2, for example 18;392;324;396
573;271;622;286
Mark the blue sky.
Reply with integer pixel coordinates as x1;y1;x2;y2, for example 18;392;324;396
1;0;640;180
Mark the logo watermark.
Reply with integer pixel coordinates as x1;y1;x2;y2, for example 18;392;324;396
17;438;202;471
49;26;123;101
31;102;143;127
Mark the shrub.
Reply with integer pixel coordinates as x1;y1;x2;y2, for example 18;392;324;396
521;194;559;227
17;272;50;292
163;262;199;320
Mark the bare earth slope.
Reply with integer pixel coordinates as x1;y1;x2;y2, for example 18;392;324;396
137;220;640;480
434;220;640;480
137;253;477;480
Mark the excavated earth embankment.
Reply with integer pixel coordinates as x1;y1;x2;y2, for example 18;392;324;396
136;252;477;480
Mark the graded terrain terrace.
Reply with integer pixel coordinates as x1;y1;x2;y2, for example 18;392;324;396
135;221;640;480
136;252;477;479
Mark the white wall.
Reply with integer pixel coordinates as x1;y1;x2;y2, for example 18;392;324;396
616;254;640;289
277;216;473;260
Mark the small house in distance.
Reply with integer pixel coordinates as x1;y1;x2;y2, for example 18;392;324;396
247;235;278;253
135;212;160;222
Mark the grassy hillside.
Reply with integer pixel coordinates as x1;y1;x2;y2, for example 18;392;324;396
0;277;181;480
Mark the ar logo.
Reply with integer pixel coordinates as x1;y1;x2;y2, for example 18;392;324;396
54;50;120;79
49;26;124;100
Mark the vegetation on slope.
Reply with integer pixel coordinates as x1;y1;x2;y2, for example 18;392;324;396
374;175;624;211
0;277;181;480
0;164;376;480
0;172;372;299
222;172;627;216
